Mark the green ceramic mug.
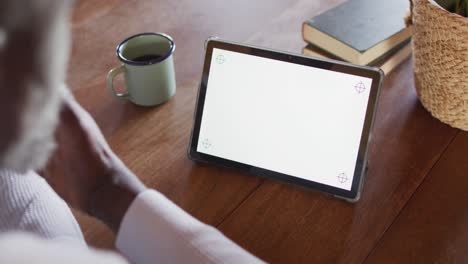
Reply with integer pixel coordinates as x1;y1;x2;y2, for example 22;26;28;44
107;32;176;106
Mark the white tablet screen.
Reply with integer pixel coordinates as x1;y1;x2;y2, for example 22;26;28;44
197;48;373;190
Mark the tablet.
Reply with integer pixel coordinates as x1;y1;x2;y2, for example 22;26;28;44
188;38;383;202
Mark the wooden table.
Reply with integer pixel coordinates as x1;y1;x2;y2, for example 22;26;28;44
69;0;468;263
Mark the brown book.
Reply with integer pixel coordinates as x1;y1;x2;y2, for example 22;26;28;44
302;0;412;65
302;41;412;75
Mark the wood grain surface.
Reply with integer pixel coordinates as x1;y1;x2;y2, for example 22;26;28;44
68;0;467;263
364;132;468;264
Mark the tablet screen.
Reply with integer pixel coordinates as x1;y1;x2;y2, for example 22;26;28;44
196;48;373;191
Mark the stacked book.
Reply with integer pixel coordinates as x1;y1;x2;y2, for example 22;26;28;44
301;0;412;75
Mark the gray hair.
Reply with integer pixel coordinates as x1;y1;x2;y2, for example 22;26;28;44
0;1;72;172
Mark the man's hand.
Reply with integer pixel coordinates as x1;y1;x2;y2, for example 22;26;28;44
41;93;146;232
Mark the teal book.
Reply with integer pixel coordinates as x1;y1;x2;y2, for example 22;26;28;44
302;0;411;65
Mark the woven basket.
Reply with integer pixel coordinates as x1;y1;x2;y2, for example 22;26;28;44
408;0;468;131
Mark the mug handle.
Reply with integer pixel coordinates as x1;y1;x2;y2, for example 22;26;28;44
107;65;130;99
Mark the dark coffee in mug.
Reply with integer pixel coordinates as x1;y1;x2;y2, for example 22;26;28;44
131;54;163;62
107;32;176;106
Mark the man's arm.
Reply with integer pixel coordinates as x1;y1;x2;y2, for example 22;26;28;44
42;93;264;263
41;92;147;232
116;189;264;264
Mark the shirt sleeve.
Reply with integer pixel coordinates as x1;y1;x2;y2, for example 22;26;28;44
116;190;265;264
0;169;85;244
0;232;127;264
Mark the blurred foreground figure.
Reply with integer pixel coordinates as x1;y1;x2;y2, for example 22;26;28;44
0;1;263;263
